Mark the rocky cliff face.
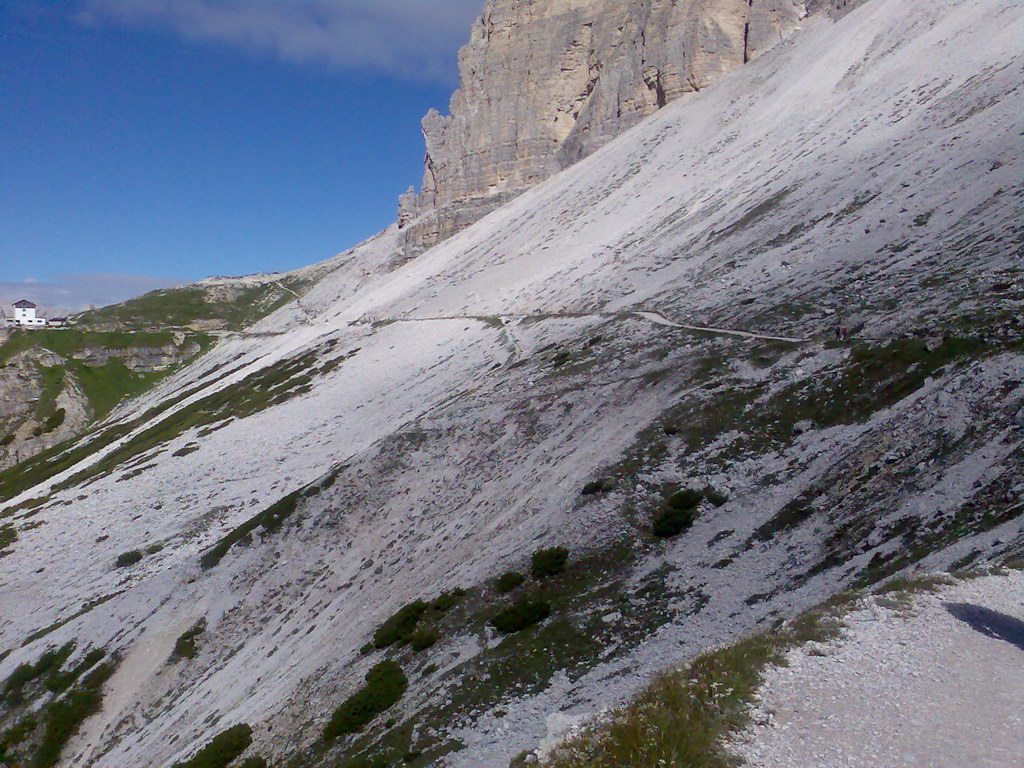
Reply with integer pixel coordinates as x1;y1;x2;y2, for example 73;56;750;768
0;335;204;470
398;0;864;256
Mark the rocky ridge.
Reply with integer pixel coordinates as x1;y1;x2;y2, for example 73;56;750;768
397;0;867;256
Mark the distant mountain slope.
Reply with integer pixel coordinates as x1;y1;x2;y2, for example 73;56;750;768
0;1;1021;767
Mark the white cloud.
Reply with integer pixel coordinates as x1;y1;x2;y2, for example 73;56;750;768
0;274;185;313
77;0;483;82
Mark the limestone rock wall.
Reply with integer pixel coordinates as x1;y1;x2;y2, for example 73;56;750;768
398;0;865;255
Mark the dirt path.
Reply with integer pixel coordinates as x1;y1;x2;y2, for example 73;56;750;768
728;570;1024;768
356;309;810;346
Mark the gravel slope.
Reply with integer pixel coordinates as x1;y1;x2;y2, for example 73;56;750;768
729;570;1024;768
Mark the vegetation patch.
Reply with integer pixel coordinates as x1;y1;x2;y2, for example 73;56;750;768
172;620;207;660
531;547;569;579
372;602;429;650
491;600;552;635
114;550;144;569
200;488;304;569
0;525;17;552
495;572;525;594
0;642;117;768
653;489;702;539
76;280;304;332
324;662;408;740
173;723;253;768
537;591;860;768
751;492;816;543
580;479;615;495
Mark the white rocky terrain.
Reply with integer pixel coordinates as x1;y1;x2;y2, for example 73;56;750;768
729;570;1024;768
0;0;1022;766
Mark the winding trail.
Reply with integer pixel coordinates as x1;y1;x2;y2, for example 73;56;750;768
353;308;811;347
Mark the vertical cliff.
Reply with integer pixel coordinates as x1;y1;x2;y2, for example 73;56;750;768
397;0;869;256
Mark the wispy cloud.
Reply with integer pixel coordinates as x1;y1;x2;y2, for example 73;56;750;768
0;274;185;313
76;0;482;82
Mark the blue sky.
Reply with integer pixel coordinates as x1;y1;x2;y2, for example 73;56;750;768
1;0;480;306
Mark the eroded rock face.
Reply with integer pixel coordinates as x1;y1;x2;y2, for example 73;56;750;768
398;0;834;256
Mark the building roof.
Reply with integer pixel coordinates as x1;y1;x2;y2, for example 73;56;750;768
14;300;37;308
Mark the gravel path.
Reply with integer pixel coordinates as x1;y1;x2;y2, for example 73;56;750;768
729;570;1024;768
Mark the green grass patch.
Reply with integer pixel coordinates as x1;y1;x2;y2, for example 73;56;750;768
76;281;301;332
0;524;17;551
539;591;860;767
31;661;115;768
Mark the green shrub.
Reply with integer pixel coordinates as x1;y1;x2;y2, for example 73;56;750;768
531;547;569;578
491;600;552;635
323;661;408;739
653;488;703;538
703;487;729;507
580;479;615;495
239;758;268;768
495;571;525;594
173;723;252;768
114;550;143;568
431;588;466;613
408;629;438;652
666;489;702;511
373;602;428;649
145;543;164;555
173;620;207;660
652;506;697;538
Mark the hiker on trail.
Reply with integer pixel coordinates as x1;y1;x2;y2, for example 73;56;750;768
841;327;849;340
834;326;842;340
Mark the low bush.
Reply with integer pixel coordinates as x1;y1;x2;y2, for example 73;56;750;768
173;620;207;660
703;487;729;507
239;757;267;768
652;488;703;538
652;507;696;538
580;479;615;495
431;588;466;613
173;723;252;768
491;600;552;635
3;642;75;704
373;602;428;649
531;547;569;579
495;571;525;594
323;661;408;739
114;550;143;568
408;629;438;652
666;488;702;511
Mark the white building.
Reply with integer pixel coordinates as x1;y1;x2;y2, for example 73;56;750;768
11;300;49;328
